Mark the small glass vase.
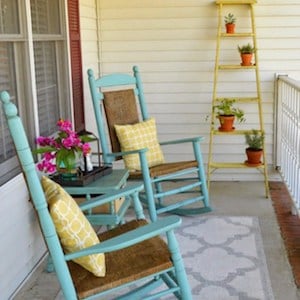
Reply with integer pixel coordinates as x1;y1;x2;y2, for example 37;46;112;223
57;163;78;179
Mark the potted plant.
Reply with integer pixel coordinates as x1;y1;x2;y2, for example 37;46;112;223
224;13;236;34
238;43;255;66
214;99;245;131
244;129;264;166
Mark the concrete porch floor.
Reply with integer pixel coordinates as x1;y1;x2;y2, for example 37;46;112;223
13;181;300;300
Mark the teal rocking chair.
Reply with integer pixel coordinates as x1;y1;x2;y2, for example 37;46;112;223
88;66;211;221
0;91;192;299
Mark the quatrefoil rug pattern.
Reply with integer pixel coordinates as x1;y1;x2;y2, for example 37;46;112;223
176;216;274;300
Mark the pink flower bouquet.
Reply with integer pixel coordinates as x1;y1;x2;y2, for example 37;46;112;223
33;119;92;173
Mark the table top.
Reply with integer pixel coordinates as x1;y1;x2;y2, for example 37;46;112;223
63;169;129;195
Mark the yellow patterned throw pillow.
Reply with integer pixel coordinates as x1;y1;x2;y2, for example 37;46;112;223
115;118;165;171
41;176;105;277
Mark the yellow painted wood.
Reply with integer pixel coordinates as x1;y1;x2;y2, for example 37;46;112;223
216;97;259;103
220;33;254;38
216;0;257;4
210;162;265;169
208;0;269;198
218;65;257;70
213;129;264;135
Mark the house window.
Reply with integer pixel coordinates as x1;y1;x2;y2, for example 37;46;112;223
0;0;72;185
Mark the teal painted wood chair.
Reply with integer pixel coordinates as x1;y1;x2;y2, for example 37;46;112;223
88;66;211;221
0;91;192;299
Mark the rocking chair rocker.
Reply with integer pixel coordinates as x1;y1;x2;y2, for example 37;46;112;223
0;91;192;300
88;66;211;221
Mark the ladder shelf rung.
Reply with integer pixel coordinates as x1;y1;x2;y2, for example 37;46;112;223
215;97;259;103
216;0;257;4
220;33;254;38
212;129;263;135
209;162;265;169
219;65;257;70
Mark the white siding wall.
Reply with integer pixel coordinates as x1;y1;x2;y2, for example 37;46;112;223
81;0;300;181
80;0;100;136
2;0;300;298
0;175;46;299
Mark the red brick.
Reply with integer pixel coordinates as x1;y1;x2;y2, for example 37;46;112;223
269;181;300;287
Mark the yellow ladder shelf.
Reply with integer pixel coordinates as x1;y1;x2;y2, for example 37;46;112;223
207;0;269;198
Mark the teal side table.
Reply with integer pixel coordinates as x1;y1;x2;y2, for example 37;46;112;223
63;169;129;226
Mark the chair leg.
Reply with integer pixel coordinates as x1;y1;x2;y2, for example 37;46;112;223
193;141;210;208
46;255;54;273
161;272;181;299
131;190;145;219
154;180;163;206
166;230;192;300
139;151;158;222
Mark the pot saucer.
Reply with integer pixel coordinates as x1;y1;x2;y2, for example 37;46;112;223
218;126;235;132
244;160;262;167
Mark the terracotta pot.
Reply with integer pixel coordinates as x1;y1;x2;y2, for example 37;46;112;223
218;115;235;132
245;148;263;166
225;23;235;34
240;53;253;66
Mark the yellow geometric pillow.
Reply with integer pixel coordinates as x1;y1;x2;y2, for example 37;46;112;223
41;176;105;277
114;117;165;171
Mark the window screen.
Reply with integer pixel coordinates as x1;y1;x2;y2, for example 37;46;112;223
34;41;60;136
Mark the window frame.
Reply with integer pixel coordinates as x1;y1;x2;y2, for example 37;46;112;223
0;0;78;185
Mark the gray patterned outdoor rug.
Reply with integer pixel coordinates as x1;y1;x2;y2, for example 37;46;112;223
177;216;274;300
56;216;274;300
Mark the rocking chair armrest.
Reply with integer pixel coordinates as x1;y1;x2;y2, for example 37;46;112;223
159;136;205;146
106;148;148;158
78;183;144;211
65;215;181;261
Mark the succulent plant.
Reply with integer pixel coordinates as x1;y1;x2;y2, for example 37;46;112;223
238;43;255;54
224;13;236;24
245;129;264;150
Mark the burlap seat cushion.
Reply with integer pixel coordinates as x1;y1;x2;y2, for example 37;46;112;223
129;160;198;179
68;219;173;299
